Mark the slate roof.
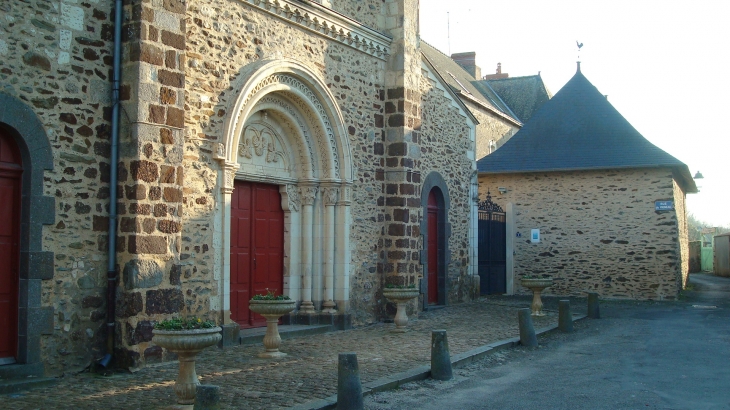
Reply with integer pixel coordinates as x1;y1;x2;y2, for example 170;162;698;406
482;75;552;123
477;65;697;193
420;41;521;126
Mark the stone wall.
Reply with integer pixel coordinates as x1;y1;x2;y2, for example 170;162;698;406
0;0;115;374
465;100;519;161
479;168;686;300
332;0;385;32
673;178;689;288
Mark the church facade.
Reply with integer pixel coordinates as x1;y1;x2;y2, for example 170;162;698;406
0;0;521;375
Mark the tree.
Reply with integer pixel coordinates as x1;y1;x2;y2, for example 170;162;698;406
688;213;730;243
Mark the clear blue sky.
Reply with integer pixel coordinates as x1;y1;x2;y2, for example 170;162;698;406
420;0;730;228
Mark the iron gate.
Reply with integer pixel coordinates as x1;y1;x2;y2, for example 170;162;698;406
478;192;506;295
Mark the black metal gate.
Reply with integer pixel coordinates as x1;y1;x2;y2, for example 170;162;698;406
478;192;506;295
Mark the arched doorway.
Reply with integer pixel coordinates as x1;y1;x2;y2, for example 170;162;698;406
215;60;354;326
421;172;451;309
0;128;22;363
0;92;55;376
427;189;440;304
426;187;445;306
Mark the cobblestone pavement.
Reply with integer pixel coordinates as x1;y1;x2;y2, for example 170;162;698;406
3;296;586;410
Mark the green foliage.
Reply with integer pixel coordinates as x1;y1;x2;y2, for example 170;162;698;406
251;289;291;300
384;283;417;289
521;274;551;279
154;317;216;331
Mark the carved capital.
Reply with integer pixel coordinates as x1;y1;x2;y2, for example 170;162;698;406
286;184;301;212
221;163;239;194
323;187;339;206
299;186;318;206
337;184;352;206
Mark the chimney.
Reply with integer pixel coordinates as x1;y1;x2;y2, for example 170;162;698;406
482;63;509;80
451;52;481;80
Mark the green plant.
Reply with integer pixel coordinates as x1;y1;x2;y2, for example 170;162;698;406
522;274;551;279
154;317;216;331
251;289;291;301
384;283;417;289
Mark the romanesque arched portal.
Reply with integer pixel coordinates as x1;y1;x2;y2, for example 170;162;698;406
215;60;353;326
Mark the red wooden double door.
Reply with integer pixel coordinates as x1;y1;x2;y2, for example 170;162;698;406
427;189;441;305
0;128;21;362
230;181;284;328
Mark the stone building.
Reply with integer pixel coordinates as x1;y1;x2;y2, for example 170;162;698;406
477;64;697;300
0;0;517;376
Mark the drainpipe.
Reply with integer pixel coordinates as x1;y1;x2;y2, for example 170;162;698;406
101;0;123;367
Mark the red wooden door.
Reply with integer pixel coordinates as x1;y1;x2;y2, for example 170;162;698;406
427;190;439;305
0;129;21;362
230;181;284;328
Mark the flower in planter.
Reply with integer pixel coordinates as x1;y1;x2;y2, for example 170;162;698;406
384;283;417;289
251;288;292;301
521;274;552;280
154;317;217;331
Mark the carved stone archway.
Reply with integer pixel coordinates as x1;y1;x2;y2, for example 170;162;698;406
215;60;353;324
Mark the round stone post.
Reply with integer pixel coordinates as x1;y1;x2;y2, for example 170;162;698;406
430;330;453;381
558;300;573;332
587;292;600;319
194;385;221;410
518;308;537;347
337;352;363;410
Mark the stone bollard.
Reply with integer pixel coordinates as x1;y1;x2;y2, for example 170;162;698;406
587;292;600;319
558;300;573;333
194;384;220;410
430;330;453;381
518;308;538;347
337;353;363;410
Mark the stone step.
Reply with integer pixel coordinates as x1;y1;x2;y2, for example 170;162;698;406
0;377;57;395
239;324;334;345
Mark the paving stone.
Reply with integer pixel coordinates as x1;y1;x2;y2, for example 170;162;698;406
2;297;583;409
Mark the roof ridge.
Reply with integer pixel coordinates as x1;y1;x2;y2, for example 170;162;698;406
483;74;541;82
420;39;451;59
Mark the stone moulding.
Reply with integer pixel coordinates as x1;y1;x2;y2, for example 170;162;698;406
239;0;391;60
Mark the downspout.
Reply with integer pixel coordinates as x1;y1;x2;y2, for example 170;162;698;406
102;0;123;367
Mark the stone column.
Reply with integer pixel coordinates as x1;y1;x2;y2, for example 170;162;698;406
299;185;318;314
334;184;352;312
219;162;239;324
322;186;338;313
115;0;187;368
381;0;422;288
281;184;302;303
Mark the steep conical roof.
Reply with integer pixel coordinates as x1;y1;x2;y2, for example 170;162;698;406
477;64;697;192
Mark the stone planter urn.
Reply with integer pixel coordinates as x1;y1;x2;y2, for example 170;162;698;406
383;288;420;333
248;299;297;358
521;277;553;316
152;327;222;405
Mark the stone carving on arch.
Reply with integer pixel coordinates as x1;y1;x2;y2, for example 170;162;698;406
238;122;284;162
219;59;353;181
254;95;315;178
